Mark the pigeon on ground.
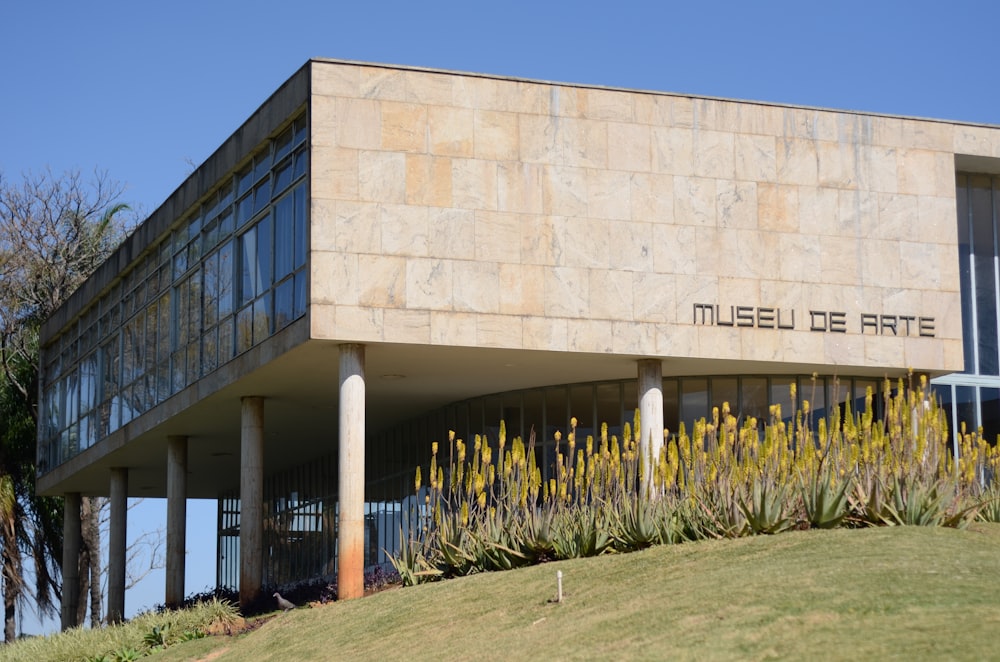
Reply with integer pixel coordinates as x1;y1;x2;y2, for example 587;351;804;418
273;592;296;612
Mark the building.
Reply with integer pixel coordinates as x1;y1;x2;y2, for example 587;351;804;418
36;59;1000;624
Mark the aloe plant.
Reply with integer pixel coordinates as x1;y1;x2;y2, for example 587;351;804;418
392;378;1000;586
800;468;851;529
739;478;795;535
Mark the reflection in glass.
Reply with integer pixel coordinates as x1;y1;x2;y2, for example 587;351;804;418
980;387;1000;446
680;378;708;424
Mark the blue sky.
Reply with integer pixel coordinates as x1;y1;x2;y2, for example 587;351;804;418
4;0;1000;634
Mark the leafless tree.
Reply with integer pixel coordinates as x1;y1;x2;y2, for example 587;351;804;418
0;169;138;639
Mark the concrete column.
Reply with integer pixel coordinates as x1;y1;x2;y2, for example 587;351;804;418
338;344;365;600
239;397;264;611
107;469;128;623
60;493;81;630
638;359;664;498
165;436;188;609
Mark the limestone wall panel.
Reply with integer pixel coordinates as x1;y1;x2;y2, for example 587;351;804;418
523;317;568;351
383;309;431;344
477;314;523;349
308;60;983;373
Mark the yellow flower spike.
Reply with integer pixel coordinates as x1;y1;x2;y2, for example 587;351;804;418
414;466;422;493
449;429;455;443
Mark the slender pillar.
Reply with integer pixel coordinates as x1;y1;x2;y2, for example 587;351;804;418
239;397;264;611
107;469;128;623
638;359;664;498
165;436;188;608
60;493;81;630
338;344;366;600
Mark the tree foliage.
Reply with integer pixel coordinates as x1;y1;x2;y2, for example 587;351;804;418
0;169;130;640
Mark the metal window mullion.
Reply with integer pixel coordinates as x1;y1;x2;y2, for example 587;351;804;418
950;383;960;470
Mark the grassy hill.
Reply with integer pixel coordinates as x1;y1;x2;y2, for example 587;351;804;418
149;524;1000;662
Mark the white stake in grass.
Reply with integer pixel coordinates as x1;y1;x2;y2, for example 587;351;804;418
556;570;563;603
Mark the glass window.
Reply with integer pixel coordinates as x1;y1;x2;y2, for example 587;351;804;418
662;379;679;434
769;378;795;424
569;385;595;441
237;165;254;197
218;240;234;318
157;294;171;364
274;127;294;162
980;387;1000;446
202;328;218;375
203;218;219;252
156;364;170;405
971;177;998;374
253;180;272;215
800;376;827;427
853;379;878;418
956;176;975;374
240;227;257;307
274;196;294;280
274;279;294;331
294;148;307;179
220;209;235;237
680;379;708;425
171;350;185;393
188;214;203;240
219;317;234;363
294;183;307;269
293;271;307;319
740;377;768;425
253;293;272;344
203;251;219;328
956;385;978;438
79;353;98;414
502;392;524;443
521;389;544;447
257;213;273;292
186;342;200;384
596;382;623;441
253;153;271;183
236;306;253;354
712;377;738;416
293;117;307;146
219;181;234;210
274;159;293;197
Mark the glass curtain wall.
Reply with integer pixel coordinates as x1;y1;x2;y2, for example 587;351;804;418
38;114;310;475
932;173;1000;448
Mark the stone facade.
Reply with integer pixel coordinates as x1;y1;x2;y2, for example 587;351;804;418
307;60;989;374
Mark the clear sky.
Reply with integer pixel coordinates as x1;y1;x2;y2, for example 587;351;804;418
4;0;1000;634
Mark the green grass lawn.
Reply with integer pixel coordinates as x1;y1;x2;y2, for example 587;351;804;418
154;524;1000;662
11;524;1000;661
